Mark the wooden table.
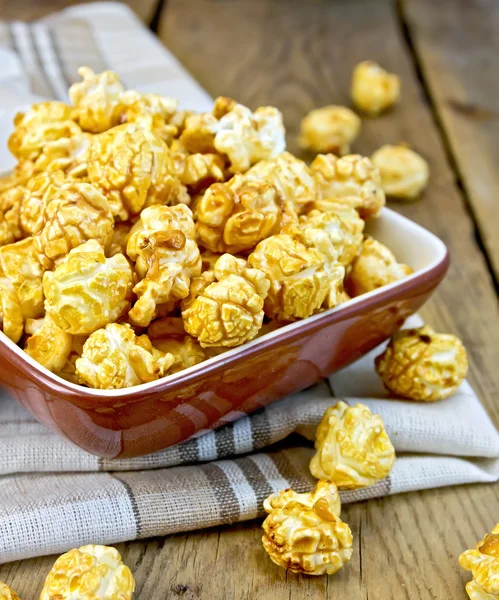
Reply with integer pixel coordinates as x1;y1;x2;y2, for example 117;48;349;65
1;1;498;598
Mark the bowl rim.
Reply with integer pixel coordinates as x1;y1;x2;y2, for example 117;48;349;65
0;207;449;399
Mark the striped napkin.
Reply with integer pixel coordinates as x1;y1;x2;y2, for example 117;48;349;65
0;2;497;564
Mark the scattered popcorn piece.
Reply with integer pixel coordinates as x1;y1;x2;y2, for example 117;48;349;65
311;153;385;219
375;325;468;402
245;152;316;214
40;544;135;600
25;315;73;373
33;180;114;263
351;60;401;116
127;205;201;326
0;582;21;600
371;144;429;200
300;207;364;267
345;237;413;297
460;524;499;600
0;278;24;343
69;67;125;133
182;253;269;347
262;480;352;575
44;240;134;335
180;97;285;173
299;106;361;155
196;175;283;254
76;323;174;389
88;123;189;220
310;401;395;489
248;230;330;321
0;237;50;319
148;317;206;373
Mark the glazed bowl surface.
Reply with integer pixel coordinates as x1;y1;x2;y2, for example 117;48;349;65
0;208;448;458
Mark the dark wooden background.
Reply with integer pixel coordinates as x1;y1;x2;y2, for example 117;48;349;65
0;1;498;598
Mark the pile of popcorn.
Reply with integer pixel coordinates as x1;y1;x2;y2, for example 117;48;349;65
0;64;425;390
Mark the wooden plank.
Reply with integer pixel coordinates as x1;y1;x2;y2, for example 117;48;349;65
402;0;499;283
0;0;159;23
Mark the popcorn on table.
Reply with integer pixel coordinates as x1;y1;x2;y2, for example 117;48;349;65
299;105;361;155
351;60;401;116
310;401;396;489
0;582;21;600
262;480;353;575
40;544;135;600
460;524;499;600
375;325;469;402
371;144;429;200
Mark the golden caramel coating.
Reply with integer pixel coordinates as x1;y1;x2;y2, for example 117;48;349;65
300;208;363;267
150;327;206;374
351;60;401;116
371;144;430;200
34;181;114;263
248;231;330;321
0;187;23;247
19;170;66;236
310;401;395;489
127;205;201;326
172;151;225;190
25;315;73;373
120;90;178;143
109;222;132;257
200;250;223;272
299;106;361;155
182;254;269;347
0;278;23;343
245;152;316;214
0;582;20;600
55;335;88;384
179;112;219;154
311;153;385;219
69;67;125;133
0;237;49;319
375;325;469;402
8;101;80;162
196;175;282;254
76;323;175;389
44;240;134;335
345;237;413;297
262;480;352;575
88;123;189;220
40;544;135;600
460;524;499;600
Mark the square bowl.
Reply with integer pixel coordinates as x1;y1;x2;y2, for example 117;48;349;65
0;207;449;458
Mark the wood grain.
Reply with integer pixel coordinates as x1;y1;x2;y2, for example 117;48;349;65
402;0;499;284
0;1;497;599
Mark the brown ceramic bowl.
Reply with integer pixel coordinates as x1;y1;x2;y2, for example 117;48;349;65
0;208;448;458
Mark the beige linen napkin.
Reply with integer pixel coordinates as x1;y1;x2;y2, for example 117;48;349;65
0;2;497;564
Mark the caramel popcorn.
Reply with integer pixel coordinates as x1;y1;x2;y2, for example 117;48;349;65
120;90;178;143
127;205;201;326
109;222;132;257
0;187;23;247
180;98;286;173
196;175;283;254
40;544;135;600
245;152;316;214
311;153;385;219
0;277;23;343
76;323;174;389
371;144;429;200
0;582;20;600
345;237;413;297
25;315;73;373
299;106;361;155
44;240;134;335
19;170;66;236
182;253;269;347
460;524;499;600
69;67;125;133
172;151;225;190
0;237;49;319
248;230;330;321
310;401;395;489
299;208;363;267
375;325;468;402
148;317;206;373
262;480;353;575
34;180;114;263
56;335;87;384
88;123;189;220
351;60;401;116
8;101;80;162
